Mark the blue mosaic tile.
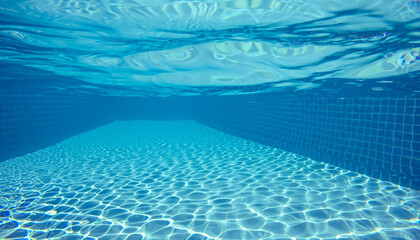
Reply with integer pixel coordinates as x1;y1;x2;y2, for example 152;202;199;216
0;95;115;162
197;95;420;190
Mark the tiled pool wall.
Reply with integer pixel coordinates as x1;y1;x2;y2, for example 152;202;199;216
0;94;115;162
1;92;419;190
0;95;194;162
196;94;420;190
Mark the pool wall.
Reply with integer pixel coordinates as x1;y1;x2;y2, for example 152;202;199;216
1;92;418;190
0;94;116;162
196;93;420;190
0;95;195;162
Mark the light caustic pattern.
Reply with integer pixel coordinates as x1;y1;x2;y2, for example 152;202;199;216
0;121;419;239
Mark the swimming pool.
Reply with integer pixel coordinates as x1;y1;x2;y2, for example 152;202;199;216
1;120;419;239
1;0;419;239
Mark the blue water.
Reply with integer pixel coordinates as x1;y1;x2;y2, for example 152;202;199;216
0;0;419;96
1;1;420;239
1;121;420;239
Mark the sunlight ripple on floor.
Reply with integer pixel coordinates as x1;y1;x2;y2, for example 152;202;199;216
0;121;419;239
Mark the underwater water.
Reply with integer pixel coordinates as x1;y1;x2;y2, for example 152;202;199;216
1;121;419;240
1;0;419;96
1;0;420;240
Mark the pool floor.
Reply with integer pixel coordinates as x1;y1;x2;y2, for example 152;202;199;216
0;120;419;239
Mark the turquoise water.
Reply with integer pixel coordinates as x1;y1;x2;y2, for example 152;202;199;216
1;121;419;239
0;0;419;96
1;0;420;239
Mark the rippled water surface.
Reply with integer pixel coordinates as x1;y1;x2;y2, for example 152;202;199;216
1;0;419;96
1;121;419;239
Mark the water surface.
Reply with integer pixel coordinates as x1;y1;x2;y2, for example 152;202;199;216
1;0;419;96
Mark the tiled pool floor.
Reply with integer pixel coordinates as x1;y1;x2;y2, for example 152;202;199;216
0;120;419;239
